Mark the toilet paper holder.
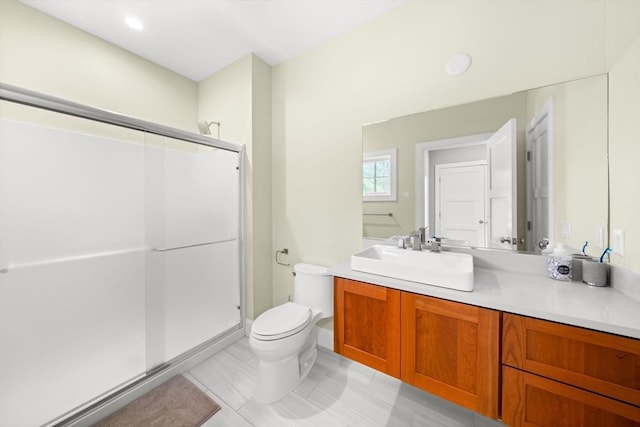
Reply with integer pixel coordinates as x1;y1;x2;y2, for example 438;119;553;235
276;248;290;266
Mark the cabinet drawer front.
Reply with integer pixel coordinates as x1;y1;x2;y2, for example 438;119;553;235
334;278;401;377
503;313;640;407
401;293;500;418
502;366;640;427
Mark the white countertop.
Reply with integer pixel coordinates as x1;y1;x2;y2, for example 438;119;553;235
331;261;640;340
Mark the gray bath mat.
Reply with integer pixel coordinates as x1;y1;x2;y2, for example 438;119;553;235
93;374;221;426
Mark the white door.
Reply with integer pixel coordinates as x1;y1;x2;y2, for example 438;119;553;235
526;99;553;252
487;118;518;250
435;162;487;247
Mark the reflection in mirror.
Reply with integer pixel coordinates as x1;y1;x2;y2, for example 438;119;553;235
362;74;608;254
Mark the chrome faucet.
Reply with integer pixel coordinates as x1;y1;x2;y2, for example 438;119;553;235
405;227;430;251
410;230;422;251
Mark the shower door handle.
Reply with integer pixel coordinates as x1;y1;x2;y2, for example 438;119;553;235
152;237;237;252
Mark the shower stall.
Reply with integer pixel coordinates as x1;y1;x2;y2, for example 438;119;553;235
0;83;245;427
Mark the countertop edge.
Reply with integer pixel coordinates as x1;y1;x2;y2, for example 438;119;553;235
331;261;640;340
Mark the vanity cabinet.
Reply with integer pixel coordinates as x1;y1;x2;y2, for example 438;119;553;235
502;313;640;426
335;277;640;424
334;277;401;377
401;293;500;418
334;278;500;418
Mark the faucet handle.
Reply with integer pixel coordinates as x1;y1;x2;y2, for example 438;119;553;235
409;230;423;251
397;236;410;249
418;226;428;243
427;236;445;252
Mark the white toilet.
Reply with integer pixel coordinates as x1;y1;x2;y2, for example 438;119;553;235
249;263;333;404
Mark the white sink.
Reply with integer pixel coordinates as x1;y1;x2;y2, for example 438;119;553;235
351;245;474;291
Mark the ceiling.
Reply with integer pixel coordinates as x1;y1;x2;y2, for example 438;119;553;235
22;0;406;82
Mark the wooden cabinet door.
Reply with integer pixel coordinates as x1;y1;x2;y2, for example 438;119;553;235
503;313;640;407
400;292;500;418
502;366;640;426
334;277;401;377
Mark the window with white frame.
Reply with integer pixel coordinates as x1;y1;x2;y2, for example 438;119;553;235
363;148;397;202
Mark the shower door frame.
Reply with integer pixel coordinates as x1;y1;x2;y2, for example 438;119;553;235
0;82;247;427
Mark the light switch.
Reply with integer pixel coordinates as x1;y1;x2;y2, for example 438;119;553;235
561;221;571;239
613;229;625;256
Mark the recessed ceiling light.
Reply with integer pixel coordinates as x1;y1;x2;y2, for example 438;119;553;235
446;53;472;76
125;16;144;31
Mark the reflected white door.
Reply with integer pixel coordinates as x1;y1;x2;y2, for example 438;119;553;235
487;119;517;250
435;162;486;247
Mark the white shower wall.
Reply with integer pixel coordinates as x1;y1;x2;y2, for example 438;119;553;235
0;114;242;426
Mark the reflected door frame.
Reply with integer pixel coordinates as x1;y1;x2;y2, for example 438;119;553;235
416;133;492;236
525;97;555;252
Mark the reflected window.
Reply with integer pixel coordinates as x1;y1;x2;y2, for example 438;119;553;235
363;148;396;201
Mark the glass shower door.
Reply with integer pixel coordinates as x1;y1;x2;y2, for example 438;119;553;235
145;135;241;367
0;117;147;427
0;100;244;426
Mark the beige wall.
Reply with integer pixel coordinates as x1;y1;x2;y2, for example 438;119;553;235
3;0;636;325
271;0;607;308
197;54;273;319
1;1;274;320
608;1;640;273
0;0;197;131
251;57;273;319
526;75;609;254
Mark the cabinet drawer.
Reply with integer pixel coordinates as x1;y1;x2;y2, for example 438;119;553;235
502;366;640;426
503;313;640;407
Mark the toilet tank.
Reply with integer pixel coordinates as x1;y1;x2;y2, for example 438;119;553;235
292;263;333;318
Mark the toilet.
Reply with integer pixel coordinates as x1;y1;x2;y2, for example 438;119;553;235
249;263;333;403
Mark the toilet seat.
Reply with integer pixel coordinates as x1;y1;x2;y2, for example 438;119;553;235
252;302;312;341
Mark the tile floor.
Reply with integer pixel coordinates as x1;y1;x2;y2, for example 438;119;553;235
185;337;505;427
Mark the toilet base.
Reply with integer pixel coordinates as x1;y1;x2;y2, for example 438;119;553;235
253;355;299;404
252;347;318;404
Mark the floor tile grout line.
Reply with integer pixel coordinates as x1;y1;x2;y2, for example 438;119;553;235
185;368;253;419
227;397;256;427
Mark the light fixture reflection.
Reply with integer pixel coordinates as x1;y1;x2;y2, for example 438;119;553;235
125;16;144;31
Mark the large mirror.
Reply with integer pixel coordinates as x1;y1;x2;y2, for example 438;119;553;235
362;74;609;254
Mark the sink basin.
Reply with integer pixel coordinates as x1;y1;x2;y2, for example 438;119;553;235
351;245;474;291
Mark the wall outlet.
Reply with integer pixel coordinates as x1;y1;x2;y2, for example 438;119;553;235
595;225;604;249
561;221;572;239
612;229;625;256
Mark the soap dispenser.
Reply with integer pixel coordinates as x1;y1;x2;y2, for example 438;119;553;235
547;243;572;281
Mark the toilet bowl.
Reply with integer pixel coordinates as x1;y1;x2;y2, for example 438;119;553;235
249;263;333;404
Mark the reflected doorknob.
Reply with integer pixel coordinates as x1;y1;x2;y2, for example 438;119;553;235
499;237;523;245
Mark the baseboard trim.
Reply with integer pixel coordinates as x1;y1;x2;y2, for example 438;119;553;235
317;326;334;351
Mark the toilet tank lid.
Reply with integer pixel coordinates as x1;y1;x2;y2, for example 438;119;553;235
294;263;329;276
